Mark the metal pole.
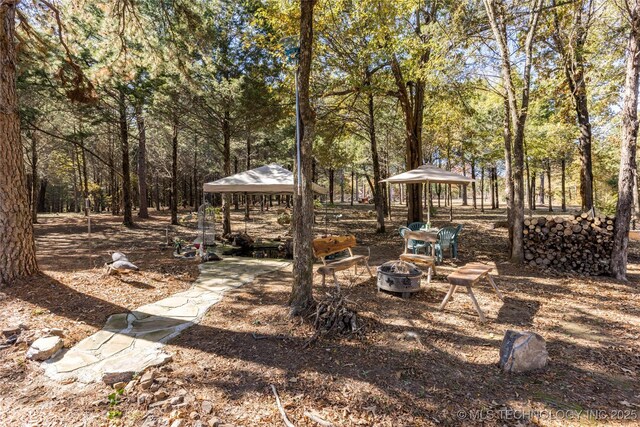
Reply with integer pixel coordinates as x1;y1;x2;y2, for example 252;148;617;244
295;69;302;193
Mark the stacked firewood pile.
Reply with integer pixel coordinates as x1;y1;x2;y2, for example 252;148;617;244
523;213;615;275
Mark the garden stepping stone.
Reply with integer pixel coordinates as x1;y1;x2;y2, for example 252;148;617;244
43;257;290;383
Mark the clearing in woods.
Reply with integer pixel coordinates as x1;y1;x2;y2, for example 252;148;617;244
0;205;639;426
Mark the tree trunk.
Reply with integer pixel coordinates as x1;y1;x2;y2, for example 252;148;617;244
492;168;496;209
193;149;198;208
480;168;485;213
531;170;537;211
366;70;385;232
170;119;179;225
389;2;435;225
30;132;38;223
502;94;514;244
539;173;545;204
222;110;231;235
0;0;38;284
611;1;640;280
471;159;477;209
290;0;316;315
461;161;468;206
526;155;532;211
245;134;251;220
484;0;543;263
135;102;149;219
551;0;594;211
350;167;354;206
561;157;567;212
81;133;88;216
547;160;553;212
328;168;334;204
155;173;160;210
494;168;500;209
119;88;133;227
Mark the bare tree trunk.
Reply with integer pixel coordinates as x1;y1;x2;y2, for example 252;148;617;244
531;170;537;211
490;168;496;209
526;155;532;212
155;173;160;210
484;0;543;263
611;0;640;280
389;4;437;224
119;88;134;227
30;132;38;223
222;110;231;235
561;157;567;212
350;167;354;206
480;167;485;213
193;150;198;208
366;69;385;232
328;168;335;204
244;132;251;219
547;160;553;212
471;159;477;209
135;102;149;219
494;168;500;209
290;0;317;315
551;0;594;211
0;0;38;284
170;119;179;225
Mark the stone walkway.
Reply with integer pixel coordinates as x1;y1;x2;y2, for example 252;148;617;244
44;257;291;383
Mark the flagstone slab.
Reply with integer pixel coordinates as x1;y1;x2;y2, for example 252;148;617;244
44;257;290;383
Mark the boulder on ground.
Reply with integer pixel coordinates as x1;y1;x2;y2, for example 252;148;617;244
2;326;21;337
26;336;63;361
499;330;548;373
102;370;136;385
139;370;155;390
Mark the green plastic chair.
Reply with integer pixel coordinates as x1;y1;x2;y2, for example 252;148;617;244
435;224;463;262
408;222;428;254
398;225;427;254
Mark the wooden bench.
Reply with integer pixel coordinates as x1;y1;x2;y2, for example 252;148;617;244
398;229;438;284
312;235;373;288
439;263;504;322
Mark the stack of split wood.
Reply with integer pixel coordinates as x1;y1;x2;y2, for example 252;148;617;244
523;213;615;275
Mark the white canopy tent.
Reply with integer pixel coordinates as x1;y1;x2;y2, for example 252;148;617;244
381;164;475;223
203;164;327;195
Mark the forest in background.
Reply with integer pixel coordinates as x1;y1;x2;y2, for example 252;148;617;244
1;0;639;288
18;0;626;221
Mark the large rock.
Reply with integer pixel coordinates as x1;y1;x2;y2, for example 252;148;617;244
26;336;63;361
499;330;548;373
102;370;136;385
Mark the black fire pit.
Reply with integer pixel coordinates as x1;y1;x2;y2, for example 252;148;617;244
377;260;422;298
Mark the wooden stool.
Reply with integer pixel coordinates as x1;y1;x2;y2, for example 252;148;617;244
399;253;436;285
439;263;504;322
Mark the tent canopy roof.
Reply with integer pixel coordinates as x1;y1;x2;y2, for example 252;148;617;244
203;164;328;194
381;164;475;185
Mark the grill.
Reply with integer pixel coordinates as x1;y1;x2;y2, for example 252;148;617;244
376;260;422;298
